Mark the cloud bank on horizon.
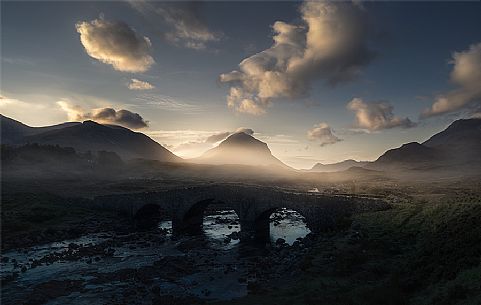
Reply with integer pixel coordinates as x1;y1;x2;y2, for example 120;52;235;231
149;127;256;158
220;1;374;115
57;101;148;129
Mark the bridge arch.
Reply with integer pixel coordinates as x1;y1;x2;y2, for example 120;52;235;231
133;203;169;230
249;207;311;243
173;199;241;235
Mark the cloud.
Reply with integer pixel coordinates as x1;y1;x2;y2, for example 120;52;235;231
76;18;154;72
235;127;254;136
57;100;148;129
130;1;221;50
134;93;203;113
205;128;254;143
205;132;231;143
347;98;416;131
226;87;266;115
127;78;155;90
146;127;256;158
422;42;481;117
220;0;374;114
57;101;84;121
307;122;342;147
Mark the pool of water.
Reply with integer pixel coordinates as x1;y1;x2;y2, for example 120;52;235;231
270;208;311;245
159;209;310;246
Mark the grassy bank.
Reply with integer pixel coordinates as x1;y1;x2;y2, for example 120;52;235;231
1;193;124;250
220;200;481;305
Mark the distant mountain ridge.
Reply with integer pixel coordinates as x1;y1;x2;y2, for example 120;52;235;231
194;132;289;168
1;115;180;162
1;115;80;144
368;118;481;171
310;118;481;173
310;159;370;172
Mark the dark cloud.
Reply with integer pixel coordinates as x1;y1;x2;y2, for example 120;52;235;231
57;101;148;129
92;108;148;129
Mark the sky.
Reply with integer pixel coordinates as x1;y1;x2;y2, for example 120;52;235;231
1;1;480;169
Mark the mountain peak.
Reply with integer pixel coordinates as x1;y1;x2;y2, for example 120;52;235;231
219;132;269;151
195;132;288;168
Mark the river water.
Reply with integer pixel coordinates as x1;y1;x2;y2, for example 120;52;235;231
1;209;310;304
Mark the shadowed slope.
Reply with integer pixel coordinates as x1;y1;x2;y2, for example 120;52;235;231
1;115;180;162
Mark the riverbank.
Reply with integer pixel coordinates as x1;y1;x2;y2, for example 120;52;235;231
1;192;130;251
220;200;481;305
1;194;315;304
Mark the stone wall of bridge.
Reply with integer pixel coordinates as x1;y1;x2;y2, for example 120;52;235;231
93;185;390;240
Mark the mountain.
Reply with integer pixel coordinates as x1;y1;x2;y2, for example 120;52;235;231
368;118;481;171
194;132;289;168
368;142;439;170
310;159;370;172
1;114;79;144
1;115;180;162
423;118;481;162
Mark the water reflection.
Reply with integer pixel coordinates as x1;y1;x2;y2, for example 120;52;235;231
203;210;241;249
158;210;241;249
270;208;311;245
158;208;310;246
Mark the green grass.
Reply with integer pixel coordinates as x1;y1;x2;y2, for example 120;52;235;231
1;192;118;249
218;200;481;305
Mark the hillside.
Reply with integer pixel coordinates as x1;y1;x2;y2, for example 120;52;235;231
194;132;289;168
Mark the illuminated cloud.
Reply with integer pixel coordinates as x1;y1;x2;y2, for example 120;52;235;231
422;42;481;117
347;98;416;131
226;87;267;115
146;128;256;158
220;0;374;114
57;100;84;121
307;122;342;147
76;18;154;72
130;1;221;50
57;101;148;129
127;78;155;90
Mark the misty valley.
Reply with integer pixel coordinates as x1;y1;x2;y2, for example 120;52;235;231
2;114;481;305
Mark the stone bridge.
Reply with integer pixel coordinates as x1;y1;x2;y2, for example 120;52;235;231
94;185;389;241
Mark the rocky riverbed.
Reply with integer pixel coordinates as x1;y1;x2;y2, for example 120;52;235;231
1;209;312;305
